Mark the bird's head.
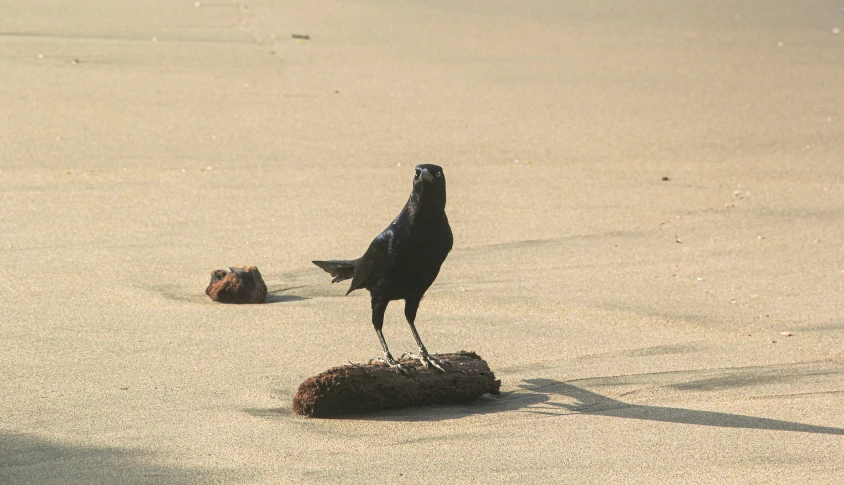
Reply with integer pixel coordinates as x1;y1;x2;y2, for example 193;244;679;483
412;164;446;194
408;164;447;216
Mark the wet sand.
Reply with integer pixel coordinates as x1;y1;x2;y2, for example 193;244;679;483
1;0;843;483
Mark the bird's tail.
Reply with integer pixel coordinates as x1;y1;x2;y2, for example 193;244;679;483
312;259;358;284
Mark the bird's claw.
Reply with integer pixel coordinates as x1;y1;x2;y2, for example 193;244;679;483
400;351;447;372
370;355;415;375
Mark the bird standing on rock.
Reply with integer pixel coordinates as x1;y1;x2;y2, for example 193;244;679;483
313;164;453;374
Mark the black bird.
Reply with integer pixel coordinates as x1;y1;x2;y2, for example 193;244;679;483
313;164;453;373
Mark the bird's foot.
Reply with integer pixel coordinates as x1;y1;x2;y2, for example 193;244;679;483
369;353;414;375
400;351;447;372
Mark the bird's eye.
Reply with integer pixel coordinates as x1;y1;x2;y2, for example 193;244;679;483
415;170;421;178
436;172;442;178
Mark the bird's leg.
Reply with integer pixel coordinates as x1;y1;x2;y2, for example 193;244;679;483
401;298;447;372
402;323;447;372
370;297;413;375
374;328;405;367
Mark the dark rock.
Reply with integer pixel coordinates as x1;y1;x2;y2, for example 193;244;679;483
292;351;500;417
206;266;267;304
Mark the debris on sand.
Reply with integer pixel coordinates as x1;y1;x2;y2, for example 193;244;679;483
206;266;268;304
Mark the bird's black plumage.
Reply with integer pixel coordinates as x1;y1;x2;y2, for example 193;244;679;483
313;164;453;372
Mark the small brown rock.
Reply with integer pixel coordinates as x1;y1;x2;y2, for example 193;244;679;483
206;266;267;304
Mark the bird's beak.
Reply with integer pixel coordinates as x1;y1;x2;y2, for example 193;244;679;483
419;169;434;183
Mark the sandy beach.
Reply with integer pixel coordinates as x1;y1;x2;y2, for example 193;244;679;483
2;0;843;482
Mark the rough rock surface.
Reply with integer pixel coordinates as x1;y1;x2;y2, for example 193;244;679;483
205;266;267;304
292;351;500;417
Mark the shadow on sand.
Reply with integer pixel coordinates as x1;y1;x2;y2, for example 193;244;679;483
361;378;844;435
0;433;243;485
264;285;311;304
264;293;310;304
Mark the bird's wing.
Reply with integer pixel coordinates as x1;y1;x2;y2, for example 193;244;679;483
347;229;394;295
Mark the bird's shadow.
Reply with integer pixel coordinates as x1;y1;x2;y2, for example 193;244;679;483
365;378;844;435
